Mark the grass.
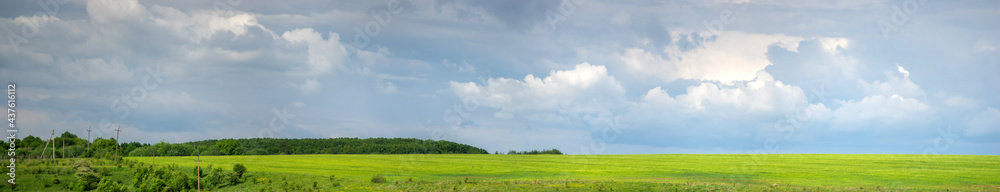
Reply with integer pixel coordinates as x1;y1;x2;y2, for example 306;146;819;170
2;159;135;191
122;154;1000;191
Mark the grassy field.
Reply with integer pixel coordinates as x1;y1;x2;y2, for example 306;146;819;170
122;154;1000;191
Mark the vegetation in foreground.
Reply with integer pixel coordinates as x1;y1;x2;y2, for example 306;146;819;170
126;154;998;191
6;154;998;191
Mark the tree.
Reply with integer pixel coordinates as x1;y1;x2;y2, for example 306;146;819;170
92;137;117;151
216;139;242;155
21;135;43;150
59;131;79;145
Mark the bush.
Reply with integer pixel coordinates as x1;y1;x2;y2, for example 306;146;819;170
254;178;270;184
232;163;246;179
225;171;240;185
139;177;165;192
168;172;193;191
72;160;101;191
96;179;127;192
370;174;386;183
193;166;205;178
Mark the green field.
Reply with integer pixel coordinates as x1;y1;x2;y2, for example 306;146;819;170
122;154;1000;191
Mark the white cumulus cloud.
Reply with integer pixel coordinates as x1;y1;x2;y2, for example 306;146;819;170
830;94;934;131
87;0;150;25
282;28;349;76
637;70;807;115
621;31;806;83
450;63;626;119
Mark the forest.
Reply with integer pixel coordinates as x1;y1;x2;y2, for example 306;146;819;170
4;132;499;160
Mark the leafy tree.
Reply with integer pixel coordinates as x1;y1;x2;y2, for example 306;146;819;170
92;137;117;151
59;131;79;145
21;135;43;150
216;139;242;155
128;146;156;157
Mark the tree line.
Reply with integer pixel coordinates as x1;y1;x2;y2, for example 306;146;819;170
3;132;493;159
129;137;491;156
497;149;563;155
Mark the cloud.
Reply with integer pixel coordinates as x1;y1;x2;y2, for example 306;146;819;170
763;38;862;91
148;6;277;42
620;31;805;83
299;79;321;94
830;94;935;131
60;57;134;85
450;63;626;119
281;28;348;76
380;81;398;94
857;71;925;98
87;0;150;25
2;0;998;155
896;64;910;78
640;70;806;114
942;95;978;108
443;59;476;73
828;66;935;131
966;107;1000;136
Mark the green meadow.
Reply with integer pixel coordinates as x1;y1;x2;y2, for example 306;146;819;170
121;154;1000;191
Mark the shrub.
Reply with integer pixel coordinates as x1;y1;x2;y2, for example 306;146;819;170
168;172;193;191
254;178;270;184
193;166;205;178
96;179;127;192
370;174;386;183
225;171;240;185
72;160;101;191
232;163;246;179
139;177;165;192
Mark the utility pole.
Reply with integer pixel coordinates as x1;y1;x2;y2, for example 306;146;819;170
40;130;52;160
50;130;55;160
86;126;92;149
114;126;120;164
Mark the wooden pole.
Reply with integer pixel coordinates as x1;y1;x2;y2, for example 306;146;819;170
114;126;120;163
40;131;51;161
86;126;92;149
51;130;55;160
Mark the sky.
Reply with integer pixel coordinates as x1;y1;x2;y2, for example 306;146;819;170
0;0;997;155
